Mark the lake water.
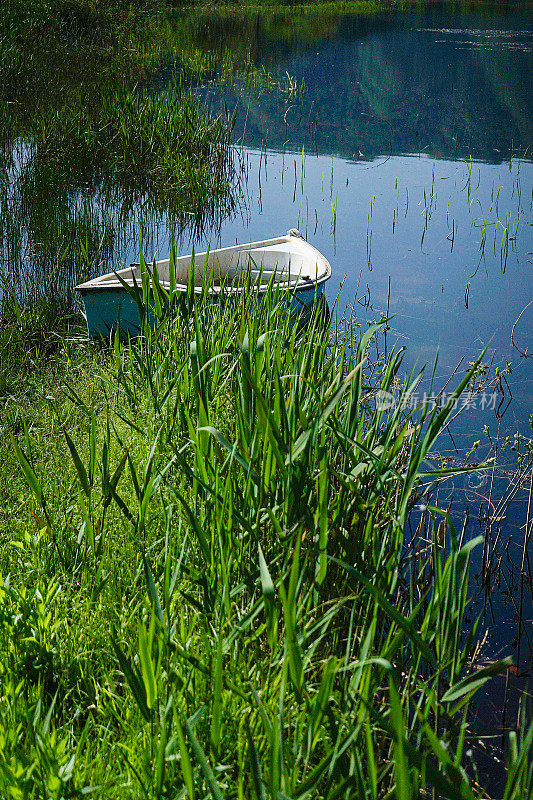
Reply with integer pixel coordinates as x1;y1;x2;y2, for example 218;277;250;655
155;4;533;680
2;1;532;708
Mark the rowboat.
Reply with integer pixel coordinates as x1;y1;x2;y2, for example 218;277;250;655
76;229;331;338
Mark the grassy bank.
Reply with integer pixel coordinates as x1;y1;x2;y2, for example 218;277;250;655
0;267;531;797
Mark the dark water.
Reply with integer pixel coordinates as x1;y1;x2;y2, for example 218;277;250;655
196;5;532;162
1;1;532;727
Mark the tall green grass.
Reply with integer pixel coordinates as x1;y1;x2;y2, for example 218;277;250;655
1;251;530;797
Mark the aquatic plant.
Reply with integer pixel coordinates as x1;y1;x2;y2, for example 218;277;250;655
1;250;530;797
0;2;242;346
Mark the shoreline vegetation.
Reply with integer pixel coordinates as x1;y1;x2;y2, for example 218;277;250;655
1;1;532;797
1;269;530;797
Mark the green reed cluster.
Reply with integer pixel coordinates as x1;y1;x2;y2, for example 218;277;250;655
0;0;240;317
1;250;530;797
33;81;236;215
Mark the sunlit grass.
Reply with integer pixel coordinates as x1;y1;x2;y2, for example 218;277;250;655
1;250;530;796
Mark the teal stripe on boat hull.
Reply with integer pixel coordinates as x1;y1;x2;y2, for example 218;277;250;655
81;284;324;339
82;289;145;339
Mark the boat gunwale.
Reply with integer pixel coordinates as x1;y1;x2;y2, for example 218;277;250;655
75;234;331;294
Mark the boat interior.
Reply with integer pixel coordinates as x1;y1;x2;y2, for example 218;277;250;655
80;238;325;292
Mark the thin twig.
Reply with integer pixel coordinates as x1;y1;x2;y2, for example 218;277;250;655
511;300;532;358
516;470;533;675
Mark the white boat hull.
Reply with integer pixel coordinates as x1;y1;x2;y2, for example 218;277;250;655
76;231;331;338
